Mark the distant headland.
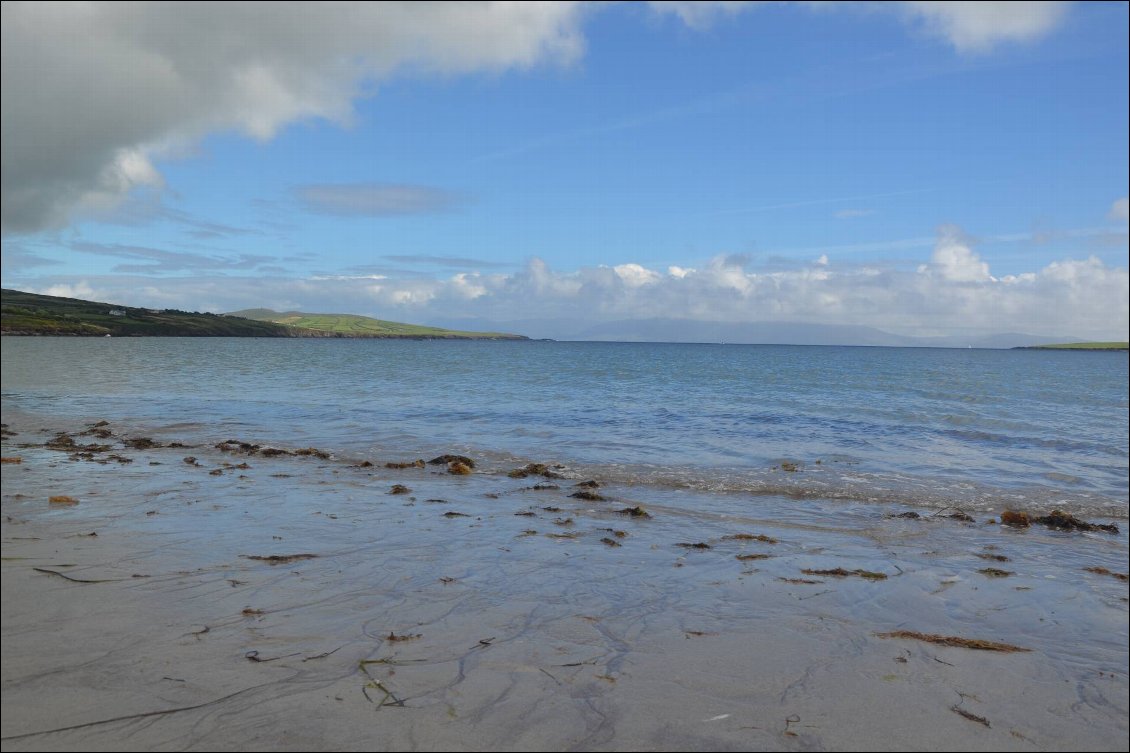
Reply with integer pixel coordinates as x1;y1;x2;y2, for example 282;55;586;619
0;289;527;340
1013;342;1128;351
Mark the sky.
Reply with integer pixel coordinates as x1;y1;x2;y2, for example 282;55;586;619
2;1;1128;340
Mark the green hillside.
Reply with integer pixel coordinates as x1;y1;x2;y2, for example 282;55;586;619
0;289;525;339
1018;342;1128;351
2;289;294;337
228;308;524;339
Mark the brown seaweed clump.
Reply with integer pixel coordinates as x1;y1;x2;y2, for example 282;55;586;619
1084;566;1129;582
977;568;1013;578
48;495;79;506
508;463;564;479
388;484;412;495
1000;510;1030;528
875;630;1029;652
123;437;161;449
675;542;711;550
570;490;606;501
0;457;21;464
385;459;425;469
429;454;475;468
615;506;651;518
448;461;473;475
802;568;887;580
242;554;318;565
722;533;778;543
1034;510;1118;534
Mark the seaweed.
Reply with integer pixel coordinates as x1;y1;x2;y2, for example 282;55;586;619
1033;510;1118;534
48;495;79;506
570;490;606;501
242;554;318;565
293;447;331;459
507;463;564;479
889;511;921;519
600;537;621;547
615;506;651;518
1;457;22;464
975;552;1011;562
1000;510;1030;528
801;568;887;580
447;461;473;475
977;568;1013;578
675;542;711;550
722;533;777;543
123;437;161;449
429;454;475;468
1084;566;1128;582
736;553;771;561
575;480;600;488
386;631;421;642
951;706;991;727
443;511;470;518
385;459;425;469
875;631;1030;652
33;567;117;583
388;484;412;495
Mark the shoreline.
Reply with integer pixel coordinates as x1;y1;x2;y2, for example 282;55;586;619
2;415;1127;751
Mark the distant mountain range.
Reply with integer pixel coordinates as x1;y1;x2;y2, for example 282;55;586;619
425;316;1094;349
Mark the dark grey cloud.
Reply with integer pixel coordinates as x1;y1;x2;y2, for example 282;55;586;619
296;184;463;217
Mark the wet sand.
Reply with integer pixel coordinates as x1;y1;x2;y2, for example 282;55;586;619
2;418;1127;751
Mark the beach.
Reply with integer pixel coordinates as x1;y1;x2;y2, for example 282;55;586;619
2;413;1127;751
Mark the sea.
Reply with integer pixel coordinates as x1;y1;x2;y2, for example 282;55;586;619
2;337;1126;519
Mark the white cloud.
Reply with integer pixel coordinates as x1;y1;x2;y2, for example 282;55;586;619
1111;197;1129;223
19;227;1122;341
919;224;994;282
1;2;587;234
2;2;1074;235
652;2;1071;52
613;263;662;287
899;1;1071;54
38;282;98;301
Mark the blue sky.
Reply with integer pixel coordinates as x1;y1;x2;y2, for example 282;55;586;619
2;1;1127;339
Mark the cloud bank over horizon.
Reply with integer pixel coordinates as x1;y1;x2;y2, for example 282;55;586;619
19;226;1128;341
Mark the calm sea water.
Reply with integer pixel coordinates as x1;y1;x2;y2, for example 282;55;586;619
2;338;1126;516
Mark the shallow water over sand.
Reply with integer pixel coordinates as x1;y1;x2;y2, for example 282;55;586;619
2;338;1127;517
1;430;1127;751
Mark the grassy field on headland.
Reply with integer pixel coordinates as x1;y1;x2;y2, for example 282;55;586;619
228;308;521;339
1016;342;1129;351
0;289;525;339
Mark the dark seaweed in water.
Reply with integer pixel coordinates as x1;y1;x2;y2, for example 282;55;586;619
1033;510;1118;534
